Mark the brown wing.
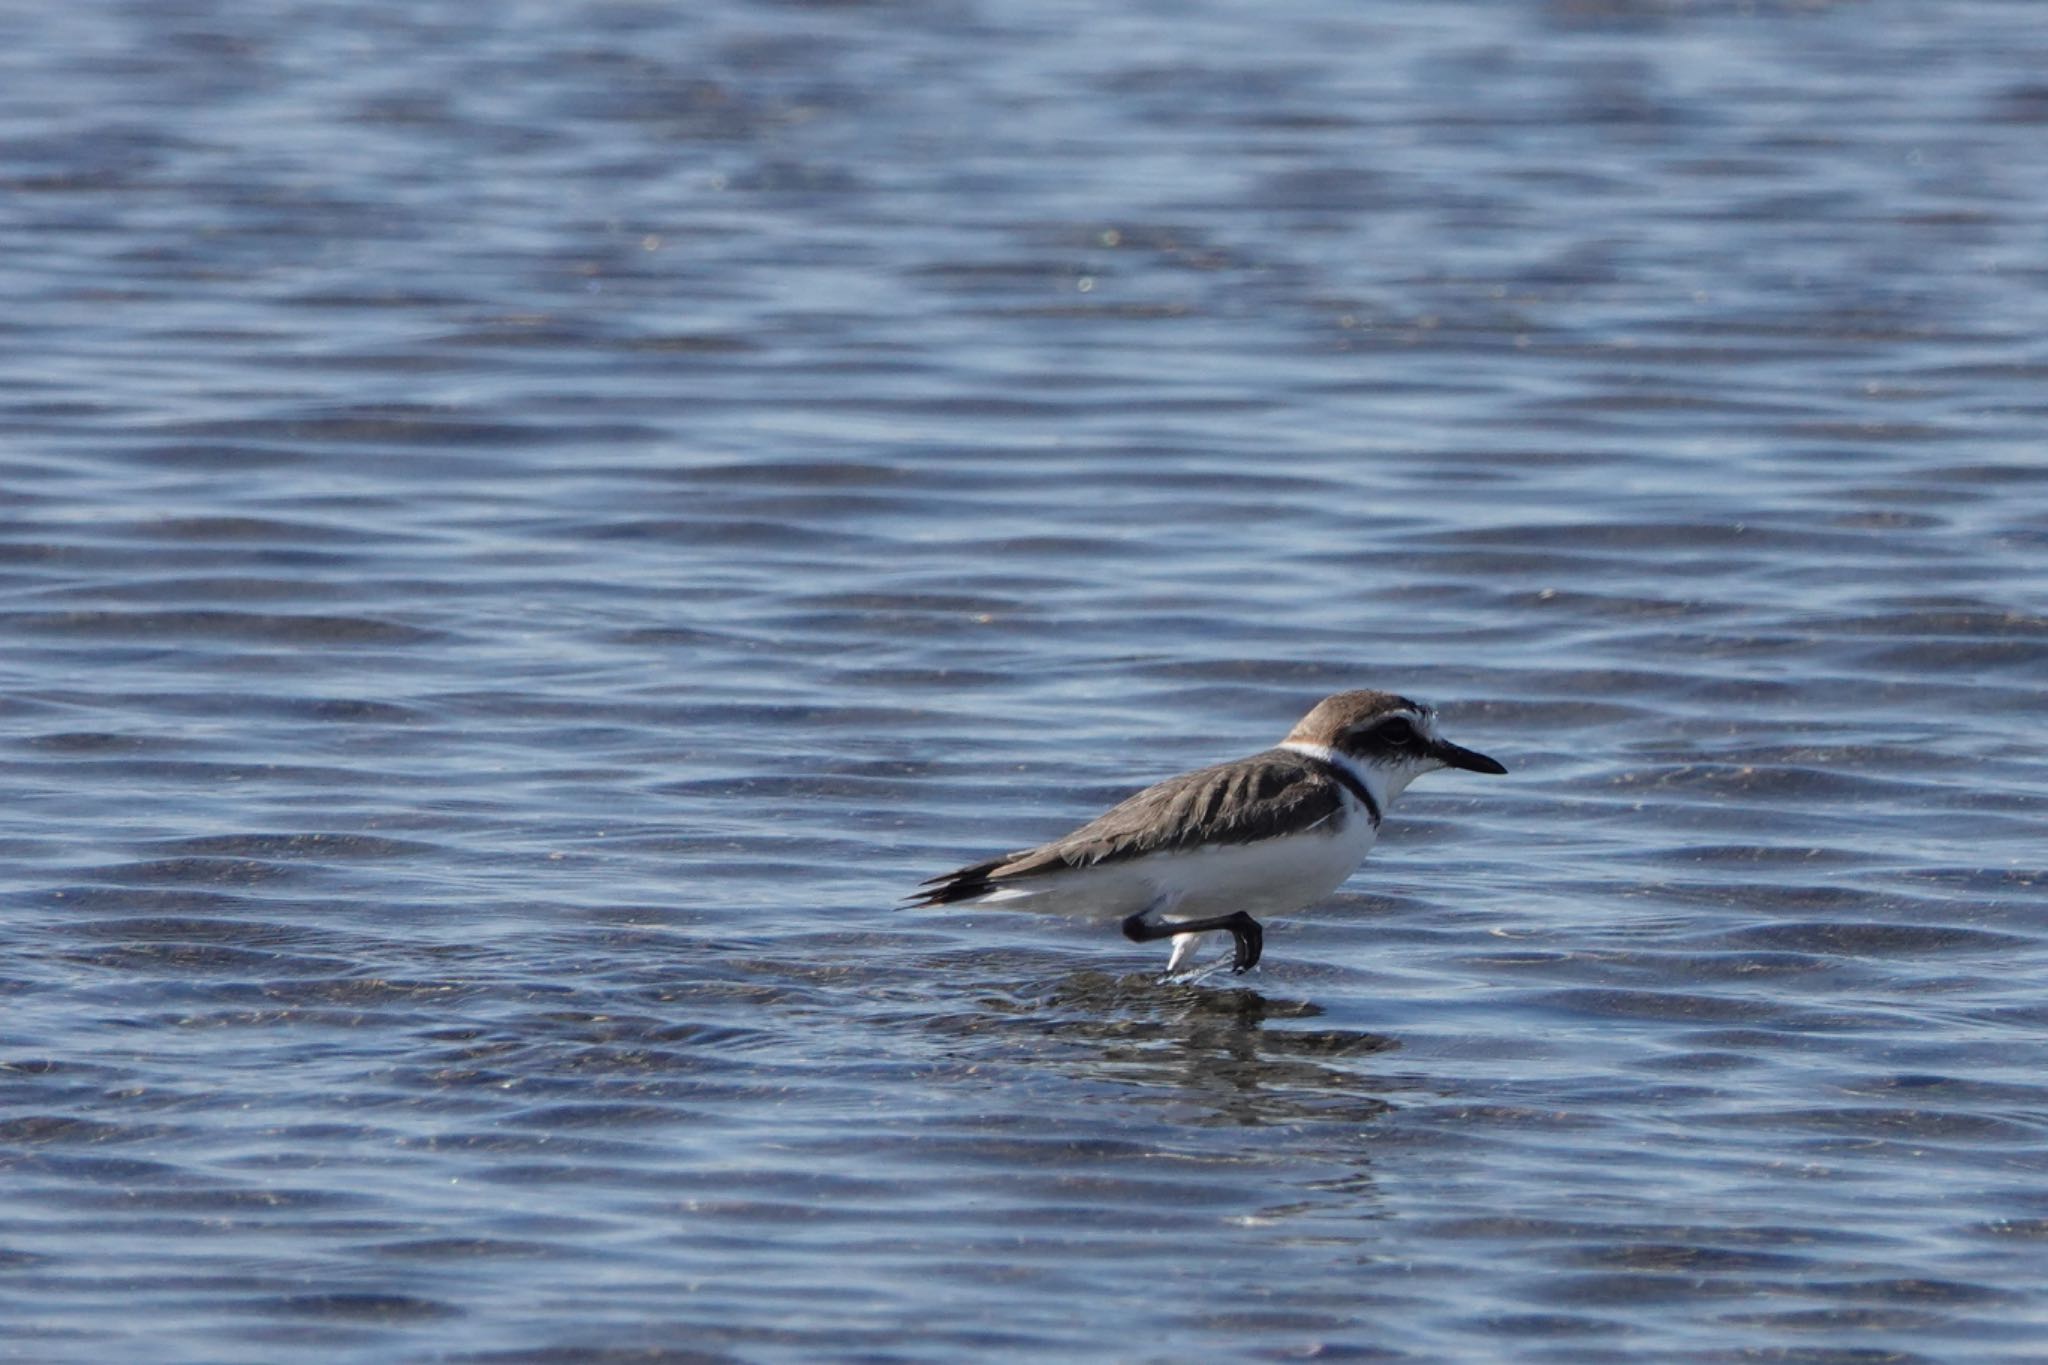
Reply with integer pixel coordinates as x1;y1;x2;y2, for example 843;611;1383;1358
909;749;1346;905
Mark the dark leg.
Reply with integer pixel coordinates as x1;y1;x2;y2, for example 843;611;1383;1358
1120;910;1264;973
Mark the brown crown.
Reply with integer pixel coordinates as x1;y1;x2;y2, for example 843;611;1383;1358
1282;689;1423;746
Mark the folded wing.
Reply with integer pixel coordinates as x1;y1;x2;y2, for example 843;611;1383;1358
909;749;1346;906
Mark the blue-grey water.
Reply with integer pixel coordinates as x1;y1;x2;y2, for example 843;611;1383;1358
3;1;2047;1360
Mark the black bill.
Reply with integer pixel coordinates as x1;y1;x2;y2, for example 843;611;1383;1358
1432;739;1507;775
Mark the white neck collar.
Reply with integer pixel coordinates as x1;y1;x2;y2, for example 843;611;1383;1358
1278;741;1395;810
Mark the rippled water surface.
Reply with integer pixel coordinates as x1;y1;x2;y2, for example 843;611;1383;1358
4;0;2047;1360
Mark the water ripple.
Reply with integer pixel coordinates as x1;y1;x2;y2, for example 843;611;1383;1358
0;0;2045;1359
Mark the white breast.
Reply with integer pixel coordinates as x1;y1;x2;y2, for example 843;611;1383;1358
1146;813;1379;921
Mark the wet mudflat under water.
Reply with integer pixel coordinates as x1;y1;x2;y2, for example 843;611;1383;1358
1;0;2046;1360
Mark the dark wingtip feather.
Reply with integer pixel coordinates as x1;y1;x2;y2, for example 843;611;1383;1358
902;855;1009;908
901;880;988;908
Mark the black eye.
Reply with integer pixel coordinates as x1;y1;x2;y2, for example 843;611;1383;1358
1377;718;1418;746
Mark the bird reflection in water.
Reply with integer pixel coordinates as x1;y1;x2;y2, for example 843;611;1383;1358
972;969;1401;1130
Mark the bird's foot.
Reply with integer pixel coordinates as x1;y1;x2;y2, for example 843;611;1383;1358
1227;913;1263;974
1124;908;1264;978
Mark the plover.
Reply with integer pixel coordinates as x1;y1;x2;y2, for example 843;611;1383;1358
910;690;1505;975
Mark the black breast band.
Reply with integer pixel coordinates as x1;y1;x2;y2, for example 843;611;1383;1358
1299;753;1381;828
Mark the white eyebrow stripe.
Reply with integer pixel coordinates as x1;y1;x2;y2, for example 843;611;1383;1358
1344;710;1431;740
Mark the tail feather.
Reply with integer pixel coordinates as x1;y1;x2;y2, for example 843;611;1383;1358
903;855;1012;907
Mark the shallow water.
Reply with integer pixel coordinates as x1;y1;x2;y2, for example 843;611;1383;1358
3;0;2047;1360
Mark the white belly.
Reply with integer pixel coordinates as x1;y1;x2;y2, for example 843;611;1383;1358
972;814;1379;923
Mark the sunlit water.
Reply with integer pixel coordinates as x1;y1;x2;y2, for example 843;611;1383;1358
2;1;2046;1360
